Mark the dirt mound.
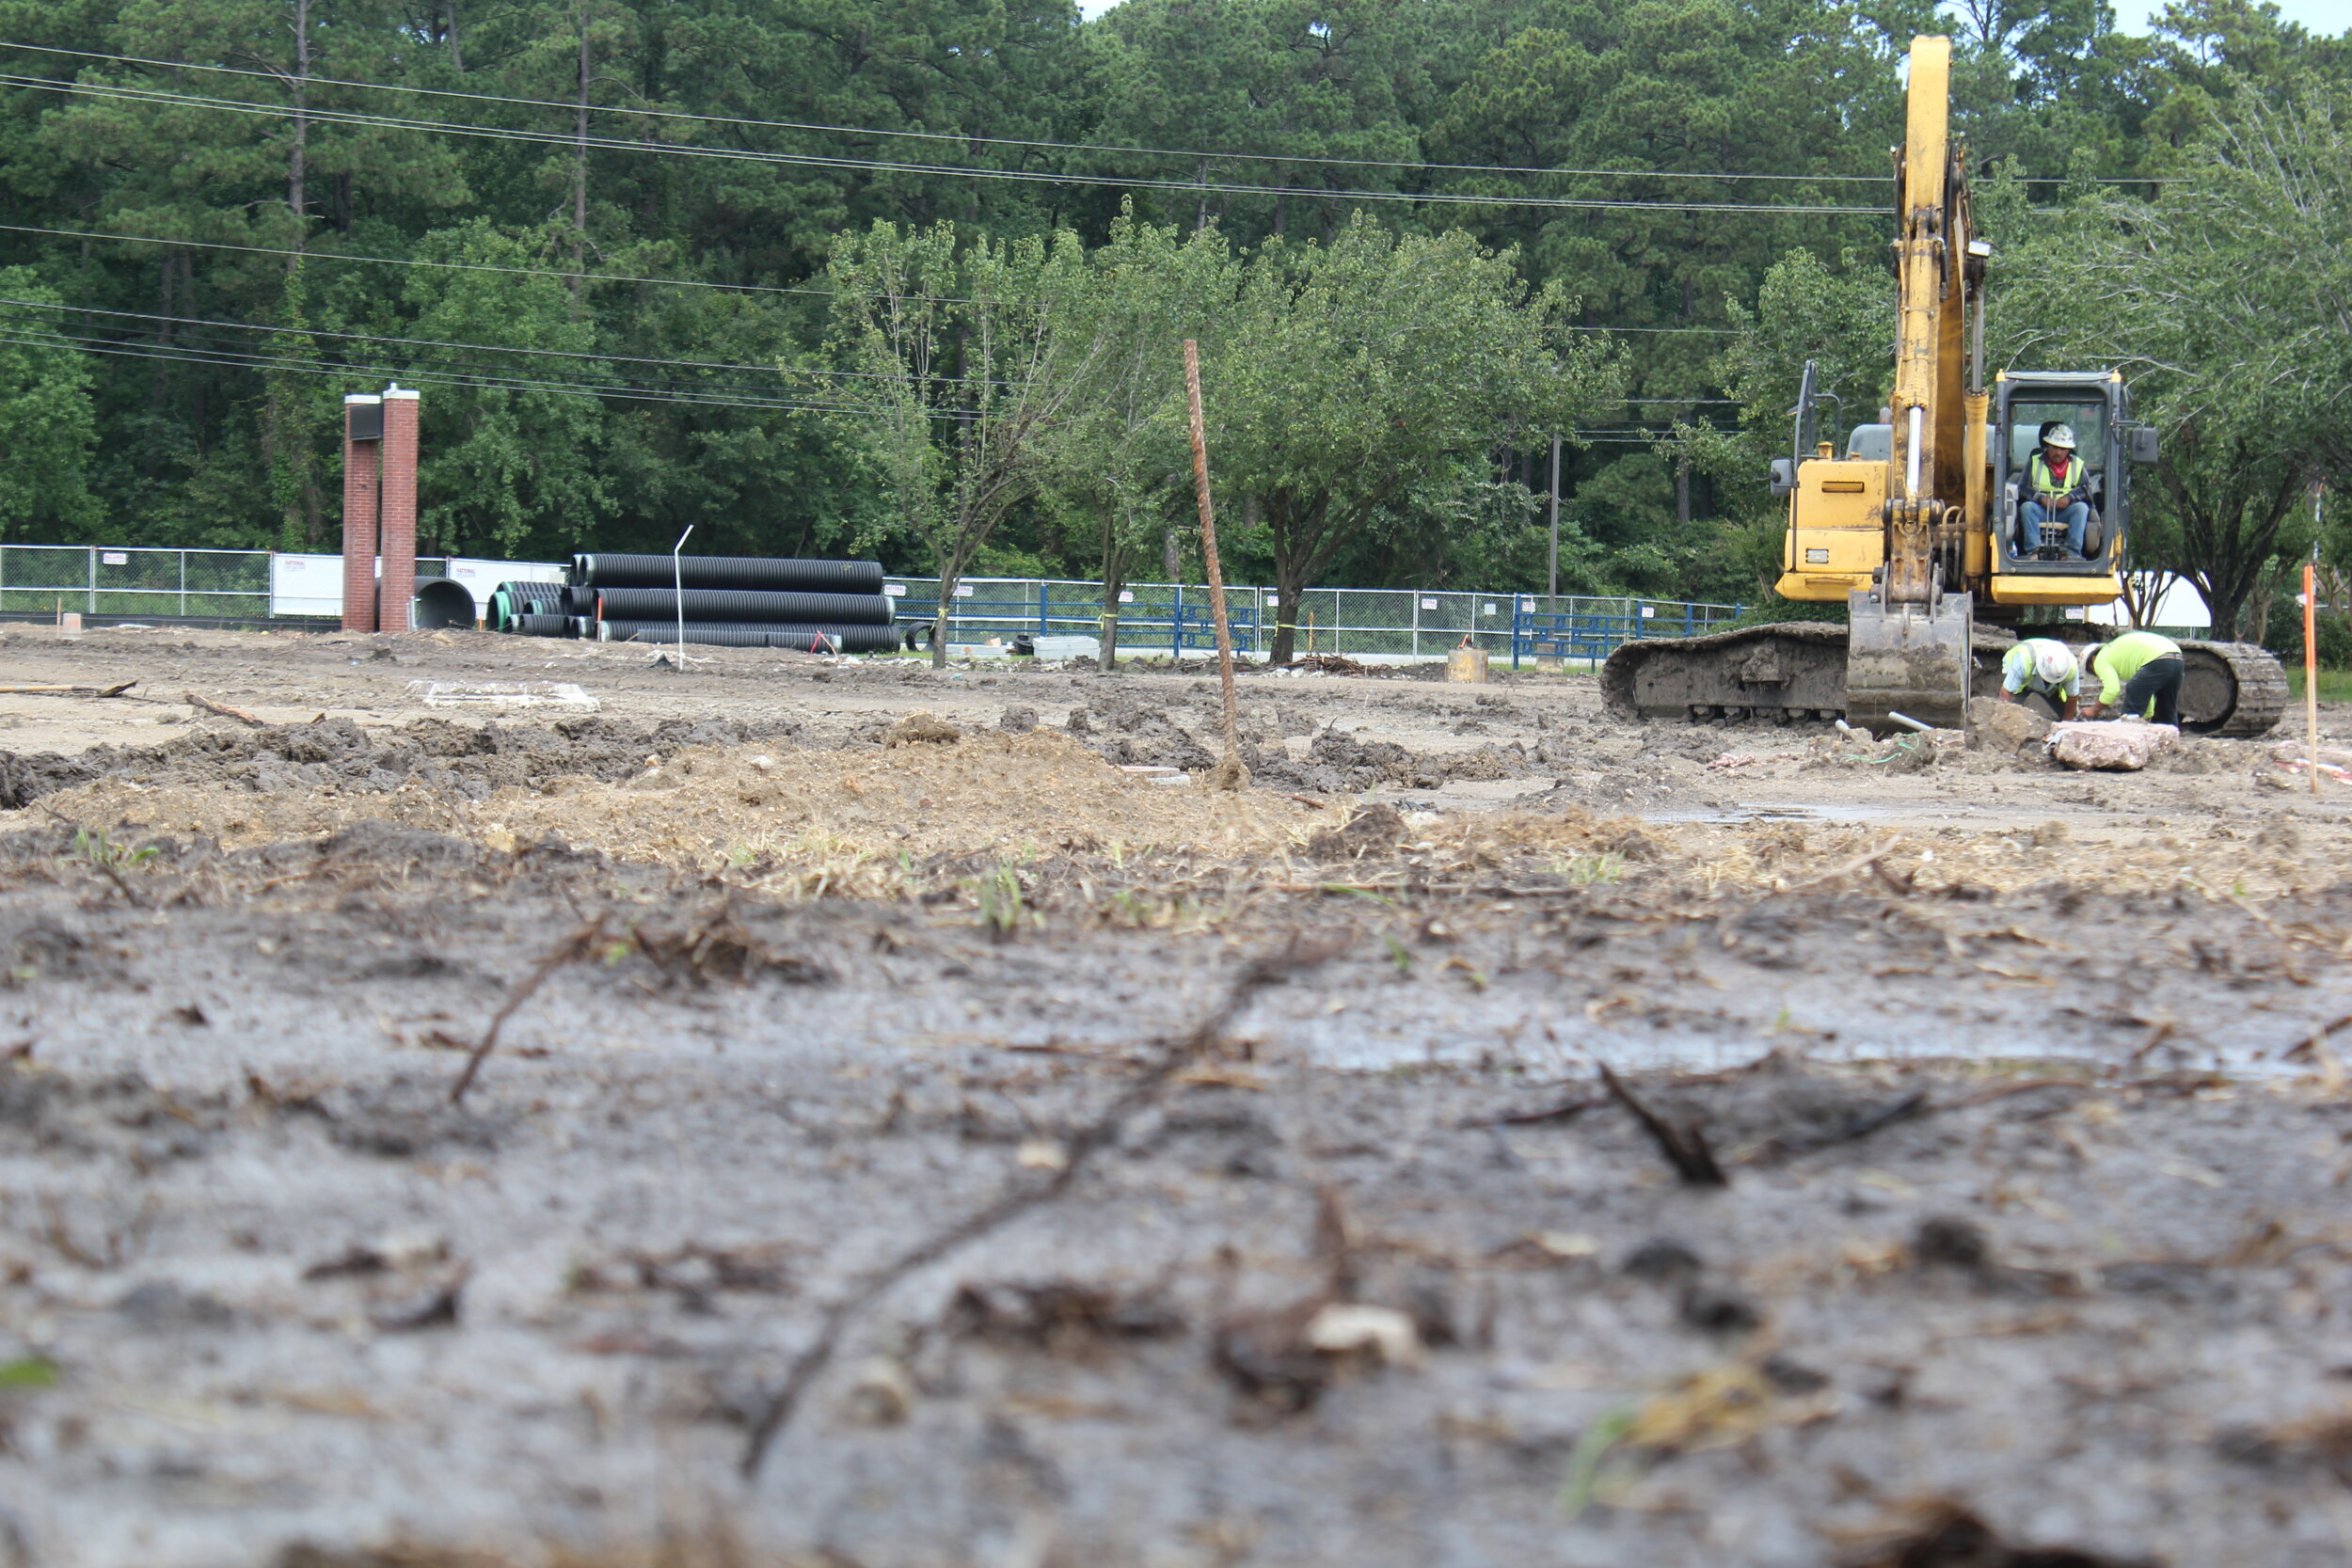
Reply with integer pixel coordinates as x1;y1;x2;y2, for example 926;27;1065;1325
30;728;1326;868
1063;692;1221;771
0;714;808;811
235;820;483;874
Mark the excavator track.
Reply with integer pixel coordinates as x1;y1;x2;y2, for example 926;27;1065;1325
1599;622;1850;722
1604;626;2287;736
2173;640;2287;736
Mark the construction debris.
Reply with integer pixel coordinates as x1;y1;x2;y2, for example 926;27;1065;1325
2047;720;2178;770
404;680;598;711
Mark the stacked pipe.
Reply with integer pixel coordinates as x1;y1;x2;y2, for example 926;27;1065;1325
493;554;896;655
489;580;568;632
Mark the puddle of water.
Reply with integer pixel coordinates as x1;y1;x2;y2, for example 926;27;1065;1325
1641;800;1975;826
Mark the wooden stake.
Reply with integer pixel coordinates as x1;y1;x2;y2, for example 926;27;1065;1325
2308;557;2321;796
1183;339;1247;790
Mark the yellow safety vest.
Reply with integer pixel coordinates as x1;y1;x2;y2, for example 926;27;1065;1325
2029;451;2085;503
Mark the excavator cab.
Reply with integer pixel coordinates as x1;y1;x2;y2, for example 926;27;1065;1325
1988;372;2153;602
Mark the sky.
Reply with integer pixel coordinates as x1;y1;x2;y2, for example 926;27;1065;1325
2117;0;2352;33
1076;0;2352;31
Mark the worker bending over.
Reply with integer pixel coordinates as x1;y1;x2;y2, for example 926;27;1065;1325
2081;631;2184;725
2021;425;2092;559
1998;637;2080;720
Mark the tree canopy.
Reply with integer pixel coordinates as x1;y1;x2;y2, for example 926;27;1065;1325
0;0;2344;629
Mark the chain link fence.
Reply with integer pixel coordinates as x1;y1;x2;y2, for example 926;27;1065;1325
0;547;1742;658
886;577;1742;661
0;545;471;620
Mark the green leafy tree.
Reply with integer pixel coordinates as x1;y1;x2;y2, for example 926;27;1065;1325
818;220;1104;666
1037;208;1233;668
1083;0;1432;243
387;222;613;556
0;269;103;536
1203;215;1617;662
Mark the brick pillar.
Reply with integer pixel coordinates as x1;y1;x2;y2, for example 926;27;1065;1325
378;386;421;632
340;394;382;632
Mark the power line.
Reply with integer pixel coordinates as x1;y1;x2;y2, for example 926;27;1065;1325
0;324;850;411
0;293;778;375
0;220;839;300
0;41;1899;185
0;309;1033;418
0;74;1893;217
0;218;988;312
0;293;1009;385
0;325;838;409
0;220;1742;338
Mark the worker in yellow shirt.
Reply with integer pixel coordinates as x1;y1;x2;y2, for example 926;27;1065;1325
2080;630;2184;725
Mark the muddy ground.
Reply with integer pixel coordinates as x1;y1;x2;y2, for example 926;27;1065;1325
4;625;2352;1568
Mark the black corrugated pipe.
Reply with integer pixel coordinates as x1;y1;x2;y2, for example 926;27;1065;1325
568;616;594;640
573;553;884;595
509;612;575;637
491;581;564;631
598;620;901;654
410;577;479;630
591;588;894;626
563;585;596;617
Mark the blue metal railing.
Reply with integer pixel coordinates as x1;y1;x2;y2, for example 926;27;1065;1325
896;594;1259;653
1510;600;1742;669
885;578;1740;662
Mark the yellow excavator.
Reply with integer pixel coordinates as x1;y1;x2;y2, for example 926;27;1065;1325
1604;34;2284;737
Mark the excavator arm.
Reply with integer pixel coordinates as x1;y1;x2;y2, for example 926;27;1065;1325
1843;34;1979;733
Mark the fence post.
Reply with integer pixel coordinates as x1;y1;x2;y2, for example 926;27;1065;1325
1411;592;1421;659
1038;581;1047;639
179;550;187;617
1172;581;1184;655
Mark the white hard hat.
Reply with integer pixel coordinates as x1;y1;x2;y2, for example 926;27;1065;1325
2043;424;2078;451
2031;640;2077;687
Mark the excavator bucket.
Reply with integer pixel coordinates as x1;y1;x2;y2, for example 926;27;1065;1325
1845;591;1972;736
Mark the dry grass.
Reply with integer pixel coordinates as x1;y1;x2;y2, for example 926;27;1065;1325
22;725;2348;909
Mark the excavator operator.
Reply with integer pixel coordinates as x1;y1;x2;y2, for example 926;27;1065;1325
2021;424;2092;560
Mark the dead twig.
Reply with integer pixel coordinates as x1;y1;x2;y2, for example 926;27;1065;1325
2127;1020;2177;1064
2283;1013;2352;1061
738;935;1339;1479
1944;1078;2095;1111
0;681;136;698
1779;839;1901;894
1597;1063;1728;1187
1464;1095;1604;1129
449;915;609;1105
185;691;265;727
1824;1088;1931;1145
